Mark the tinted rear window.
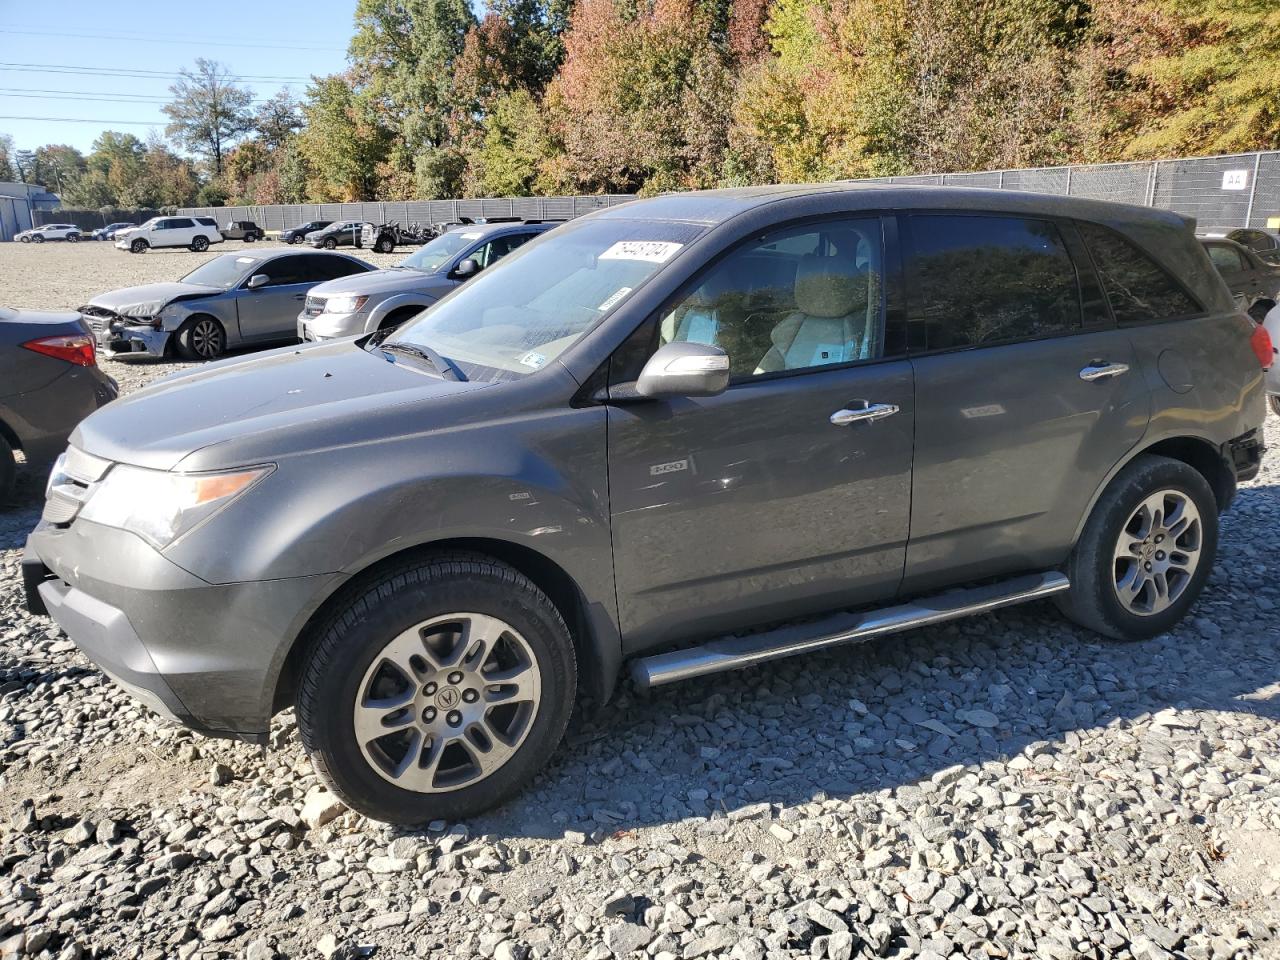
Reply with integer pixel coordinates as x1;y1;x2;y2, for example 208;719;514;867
1078;222;1201;325
907;214;1082;350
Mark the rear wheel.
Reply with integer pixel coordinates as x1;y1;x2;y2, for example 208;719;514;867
1057;454;1218;641
244;232;257;243
375;236;395;254
175;316;226;361
296;554;577;824
0;434;15;505
190;235;210;252
131;238;148;254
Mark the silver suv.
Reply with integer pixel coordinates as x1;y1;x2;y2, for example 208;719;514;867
298;221;556;341
24;186;1269;824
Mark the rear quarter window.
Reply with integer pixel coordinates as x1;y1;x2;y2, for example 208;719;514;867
1078;222;1202;325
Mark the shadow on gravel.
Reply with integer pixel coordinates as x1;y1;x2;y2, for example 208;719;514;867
461;481;1280;841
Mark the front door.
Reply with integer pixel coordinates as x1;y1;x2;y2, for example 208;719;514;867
607;216;915;650
900;212;1150;592
232;256;311;340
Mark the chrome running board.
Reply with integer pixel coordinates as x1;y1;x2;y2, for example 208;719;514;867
630;570;1070;689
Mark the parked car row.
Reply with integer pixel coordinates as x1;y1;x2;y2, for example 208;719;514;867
1198;234;1280;321
14;185;1274;827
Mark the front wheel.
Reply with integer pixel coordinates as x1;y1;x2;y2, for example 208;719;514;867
1057;454;1218;641
19;235;29;243
175;316;225;360
131;239;148;254
375;237;394;254
190;235;210;252
67;234;80;243
296;554;577;824
323;237;337;250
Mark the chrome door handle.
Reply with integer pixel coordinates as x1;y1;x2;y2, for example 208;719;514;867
1079;362;1129;382
830;402;900;426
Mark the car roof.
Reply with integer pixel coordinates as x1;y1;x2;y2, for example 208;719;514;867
589;183;1194;231
444;220;558;238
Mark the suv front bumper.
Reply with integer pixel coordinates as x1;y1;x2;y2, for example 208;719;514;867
23;520;341;743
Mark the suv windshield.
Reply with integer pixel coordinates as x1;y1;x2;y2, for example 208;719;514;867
387;219;703;381
182;255;258;289
397;230;479;273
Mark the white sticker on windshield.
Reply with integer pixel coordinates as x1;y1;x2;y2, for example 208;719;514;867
461;232;483;240
599;241;683;263
519;351;548;369
597;286;632;312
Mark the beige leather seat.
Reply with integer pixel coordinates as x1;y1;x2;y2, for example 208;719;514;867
755;257;871;374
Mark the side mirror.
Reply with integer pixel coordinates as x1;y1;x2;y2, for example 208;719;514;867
636;342;730;399
246;273;269;290
452;258;479;279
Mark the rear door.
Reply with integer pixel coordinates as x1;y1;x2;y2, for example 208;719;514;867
606;215;915;649
901;212;1150;593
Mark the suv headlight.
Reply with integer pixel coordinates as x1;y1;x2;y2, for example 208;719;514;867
324;295;369;314
78;463;273;548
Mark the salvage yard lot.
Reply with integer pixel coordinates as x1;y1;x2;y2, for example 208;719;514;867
3;237;1280;959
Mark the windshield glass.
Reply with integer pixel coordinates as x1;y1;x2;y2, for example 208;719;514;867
388;219;704;381
181;255;257;289
398;229;479;273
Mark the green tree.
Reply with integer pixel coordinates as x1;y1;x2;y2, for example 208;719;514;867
467;88;554;195
255;90;306;151
162;58;256;175
0;134;17;182
297;75;392;201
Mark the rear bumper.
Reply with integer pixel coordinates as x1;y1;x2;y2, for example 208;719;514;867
1226;428;1265;484
23;522;342;743
1;366;117;465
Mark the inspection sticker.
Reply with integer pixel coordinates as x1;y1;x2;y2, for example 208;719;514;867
519;351;548;368
599;241;683;263
597;286;632;312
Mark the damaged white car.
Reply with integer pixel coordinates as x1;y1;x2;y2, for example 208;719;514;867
79;249;374;360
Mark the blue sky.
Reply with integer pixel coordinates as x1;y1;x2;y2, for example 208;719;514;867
0;0;359;154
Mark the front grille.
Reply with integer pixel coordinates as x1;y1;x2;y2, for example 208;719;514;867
80;305;118;334
304;296;326;318
41;448;112;526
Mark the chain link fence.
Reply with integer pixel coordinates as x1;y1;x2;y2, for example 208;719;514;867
857;151;1280;233
174;195;634;233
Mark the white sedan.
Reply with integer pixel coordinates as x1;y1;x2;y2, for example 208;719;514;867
15;223;82;243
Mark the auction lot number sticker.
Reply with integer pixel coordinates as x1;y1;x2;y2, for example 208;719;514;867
599;241;684;263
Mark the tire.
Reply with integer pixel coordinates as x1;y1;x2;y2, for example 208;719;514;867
0;434;15;506
68;233;80;243
1056;454;1218;641
244;233;257;243
375;237;394;254
286;235;298;244
32;235;44;244
190;235;210;253
323;237;337;250
297;553;577;824
131;239;148;254
1270;395;1280;418
19;236;29;243
175;316;226;361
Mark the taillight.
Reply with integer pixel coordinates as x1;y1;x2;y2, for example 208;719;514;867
1250;323;1273;370
22;333;96;368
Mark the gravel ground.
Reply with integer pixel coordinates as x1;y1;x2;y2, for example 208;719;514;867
4;240;1280;960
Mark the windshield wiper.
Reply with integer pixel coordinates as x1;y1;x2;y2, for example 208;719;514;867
380;341;466;381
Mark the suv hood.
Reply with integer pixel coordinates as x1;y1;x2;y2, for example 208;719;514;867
69;339;491;471
83;282;223;317
310;267;444;298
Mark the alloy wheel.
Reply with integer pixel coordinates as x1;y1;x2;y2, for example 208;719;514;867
1112;489;1202;616
190;319;223;358
352;613;542;793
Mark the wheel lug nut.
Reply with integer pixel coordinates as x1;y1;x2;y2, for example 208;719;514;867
423;707;436;722
1144;562;1152;571
424;682;436;695
447;711;462;727
1155;551;1165;561
448;671;463;684
463;689;478;703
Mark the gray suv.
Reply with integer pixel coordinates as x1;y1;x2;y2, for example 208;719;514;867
298;221;556;342
23;186;1269;824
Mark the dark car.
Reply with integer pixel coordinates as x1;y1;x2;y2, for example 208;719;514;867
80;249;374;361
23;185;1268;824
92;222;137;242
1225;228;1280;266
281;220;332;244
219;220;263;242
307;221;367;250
1;307;117;503
1199;236;1280;321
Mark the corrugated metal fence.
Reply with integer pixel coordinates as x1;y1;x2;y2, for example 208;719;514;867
175;195;634;232
855;150;1280;232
